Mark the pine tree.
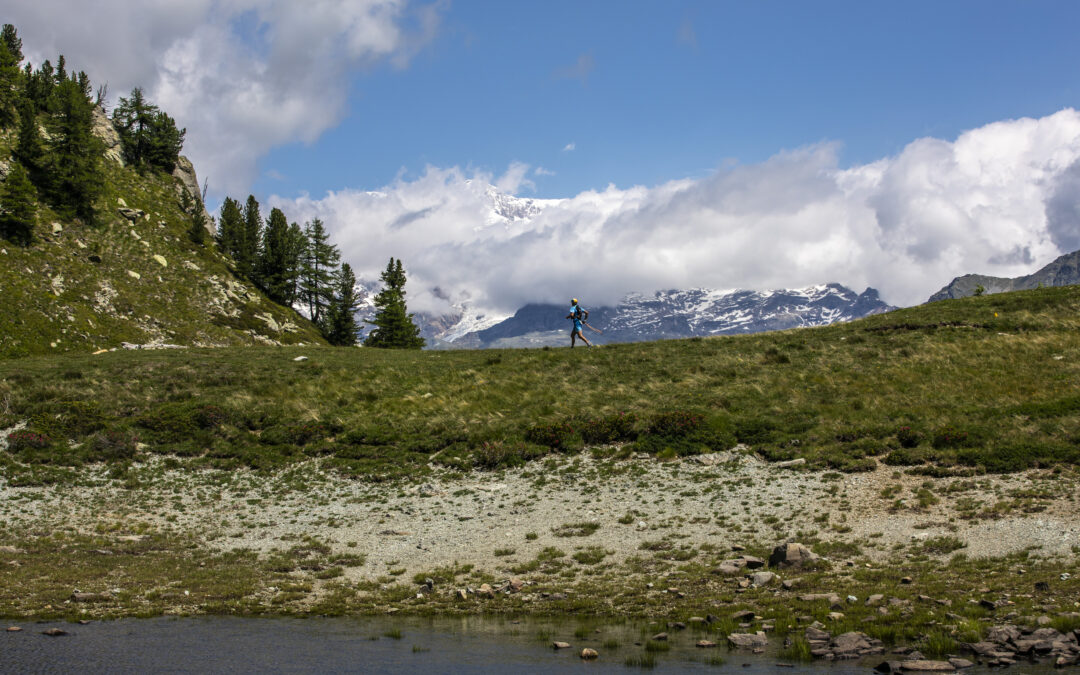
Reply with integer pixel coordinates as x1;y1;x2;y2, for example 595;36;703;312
112;87;155;171
47;77;102;224
13;102;45;189
0;25;22;130
216;196;242;257
259;207;292;304
285;221;306;306
145;109;185;172
238;195;262;281
299;218;340;326
324;263;361;346
0;162;36;245
364;257;425;349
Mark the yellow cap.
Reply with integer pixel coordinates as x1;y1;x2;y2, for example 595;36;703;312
571;298;578;305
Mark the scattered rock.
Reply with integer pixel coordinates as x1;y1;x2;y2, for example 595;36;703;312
696;640;717;648
293;356;309;362
552;641;571;650
41;628;67;637
455;589;467;601
580;648;598;660
51;222;62;235
946;658;973;669
153;254;167;267
732;610;756;621
774;458;806;468
651;632;668;641
865;594;885;607
479;584;494;599
7;626;22;632
119;207;145;222
127;270;141;280
900;577;913;585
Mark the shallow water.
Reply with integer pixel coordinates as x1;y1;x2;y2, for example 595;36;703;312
0;616;1056;674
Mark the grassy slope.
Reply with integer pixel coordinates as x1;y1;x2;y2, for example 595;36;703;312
2;284;1079;483
0;127;325;359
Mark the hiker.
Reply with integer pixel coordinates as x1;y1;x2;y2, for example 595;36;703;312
566;298;593;348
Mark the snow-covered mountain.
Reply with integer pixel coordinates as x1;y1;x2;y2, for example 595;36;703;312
451;284;894;348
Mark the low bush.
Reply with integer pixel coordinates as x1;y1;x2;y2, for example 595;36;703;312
896;426;923;448
6;430;53;454
85;429;140;462
577;412;639;444
525;422;582;453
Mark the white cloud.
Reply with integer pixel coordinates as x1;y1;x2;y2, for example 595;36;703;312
534;167;555;176
6;0;444;197
271;109;1080;317
562;142;576;152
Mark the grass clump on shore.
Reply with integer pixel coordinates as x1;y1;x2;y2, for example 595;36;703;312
3;285;1080;481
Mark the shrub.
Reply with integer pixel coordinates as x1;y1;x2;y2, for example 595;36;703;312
931;426;972;449
646;410;704;437
883;446;927;466
85;429;140;462
734;416;779;445
472;440;547;469
896;426;922;448
525;422;582;452
6;430;52;453
193;404;229;428
577;412;639;444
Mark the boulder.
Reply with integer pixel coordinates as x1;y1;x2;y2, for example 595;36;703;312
172;156;215;236
552;641;570;650
119;207;145;222
696;640;717;648
750;571;775;586
769;542;819;569
727;632;768;649
580;648;598;660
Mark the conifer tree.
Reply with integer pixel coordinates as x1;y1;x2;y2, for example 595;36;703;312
238;195;262;280
14;102;46;189
0;25;22;130
259;207;293;304
324;263;361;346
0;162;36;245
285;221;306;305
48;77;102;224
299;218;340;326
217;197;243;259
364;258;425;349
112;87;185;173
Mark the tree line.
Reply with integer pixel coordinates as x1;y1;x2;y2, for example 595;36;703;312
0;23;185;243
215;194;424;348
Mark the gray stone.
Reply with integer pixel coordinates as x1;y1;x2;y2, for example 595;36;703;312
750;571;775;586
946;658;973;669
898;661;955;671
552;641;571;649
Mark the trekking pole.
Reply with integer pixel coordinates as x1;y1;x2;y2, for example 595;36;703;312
584;322;603;334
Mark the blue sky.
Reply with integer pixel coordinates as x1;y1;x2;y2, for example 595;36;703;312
9;1;1080;313
253;1;1080;200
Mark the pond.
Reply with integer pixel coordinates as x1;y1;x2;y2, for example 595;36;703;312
1;615;1051;673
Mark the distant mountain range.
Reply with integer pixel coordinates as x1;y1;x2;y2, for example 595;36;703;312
363;283;894;349
928;249;1080;302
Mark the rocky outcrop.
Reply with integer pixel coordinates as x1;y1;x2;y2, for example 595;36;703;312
91;105;123;166
172;156;215;236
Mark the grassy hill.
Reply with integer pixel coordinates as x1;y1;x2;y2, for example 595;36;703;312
0;121;325;359
2;284;1079;485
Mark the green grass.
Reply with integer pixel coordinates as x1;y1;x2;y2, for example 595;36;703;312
3;285;1080;481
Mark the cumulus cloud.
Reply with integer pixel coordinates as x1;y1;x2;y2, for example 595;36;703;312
270;109;1080;317
562;142;576;152
6;0;444;197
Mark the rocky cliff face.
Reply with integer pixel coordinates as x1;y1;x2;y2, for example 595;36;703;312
928;249;1080;302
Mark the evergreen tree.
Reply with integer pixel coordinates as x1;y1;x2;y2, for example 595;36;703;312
26;59;53;112
13;102;45;189
285;221;306;306
259;207;292;304
47;77;102;224
0;25;22;130
299;218;340;326
0;162;36;245
364;258;425;349
239;195;262;281
324;263;361;346
1;24;23;65
217;196;243;258
112;87;185;173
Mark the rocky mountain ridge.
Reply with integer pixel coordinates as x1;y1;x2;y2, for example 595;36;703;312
928;249;1080;302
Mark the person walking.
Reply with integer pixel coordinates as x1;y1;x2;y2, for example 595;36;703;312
566;298;593;348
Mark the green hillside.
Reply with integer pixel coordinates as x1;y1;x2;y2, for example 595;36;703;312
0;123;325;358
2;284;1078;484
